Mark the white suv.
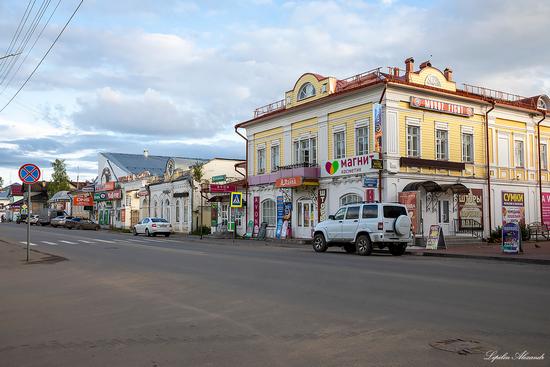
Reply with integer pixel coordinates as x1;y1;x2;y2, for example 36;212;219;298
313;203;412;256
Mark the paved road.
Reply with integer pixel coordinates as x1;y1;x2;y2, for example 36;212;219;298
0;222;549;367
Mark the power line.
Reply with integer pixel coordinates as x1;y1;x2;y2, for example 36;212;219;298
0;0;84;114
0;0;36;75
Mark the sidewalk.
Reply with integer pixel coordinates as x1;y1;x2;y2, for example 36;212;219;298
408;241;550;265
0;239;66;268
170;232;312;249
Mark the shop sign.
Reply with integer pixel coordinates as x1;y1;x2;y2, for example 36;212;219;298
502;192;525;225
275;196;284;239
321;152;380;178
95;182;115;192
398;191;419;234
72;194;93;206
211;175;226;183
136;190;149;197
365;189;375;203
426;225;446;250
457;189;483;229
275;176;303;188
281;202;292;239
410;97;474;117
210;184;237;193
371;159;383;170
94;190;122;202
373;103;383;152
542;193;550;225
502;222;520;254
318;189;327;222
363;177;378;188
253;196;260;235
81;186;95;192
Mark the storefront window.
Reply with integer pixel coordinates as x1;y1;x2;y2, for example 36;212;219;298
436;129;448;160
257;148;266;173
340;193;362;206
334;131;345;159
356;126;368;155
462;133;474;162
271;144;280;171
514;140;524;167
261;199;276;226
293;137;317;165
407;125;420;157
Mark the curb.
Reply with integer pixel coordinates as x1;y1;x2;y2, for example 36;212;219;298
420;251;550;265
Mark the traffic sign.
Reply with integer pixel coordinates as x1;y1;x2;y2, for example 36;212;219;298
230;192;243;208
18;163;41;184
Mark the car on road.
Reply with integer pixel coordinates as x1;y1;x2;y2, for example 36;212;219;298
51;215;74;228
313;202;412;256
29;214;40;225
65;217;99;230
133;217;172;237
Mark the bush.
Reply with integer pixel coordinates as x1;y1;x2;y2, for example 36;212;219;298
519;223;530;241
192;226;211;236
489;226;502;243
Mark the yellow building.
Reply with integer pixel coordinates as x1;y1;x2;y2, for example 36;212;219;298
236;58;549;239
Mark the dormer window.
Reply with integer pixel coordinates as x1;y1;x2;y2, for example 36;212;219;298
538;98;547;110
425;74;441;87
297;82;316;100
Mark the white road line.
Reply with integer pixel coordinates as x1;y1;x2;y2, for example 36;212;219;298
19;241;38;246
94;239;114;243
41;241;58;246
78;240;94;244
59;240;77;245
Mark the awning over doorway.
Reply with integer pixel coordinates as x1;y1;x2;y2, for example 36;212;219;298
440;183;469;194
402;181;442;192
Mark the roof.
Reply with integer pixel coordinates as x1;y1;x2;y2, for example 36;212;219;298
49;190;71;202
101;152;205;177
10;183;23;196
0;191;9;200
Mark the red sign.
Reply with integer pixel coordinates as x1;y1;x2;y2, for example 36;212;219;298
365;189;375;203
398;191;418;234
542;193;550;225
457;189;483;229
72;194;94;206
210;184;237;193
410;97;474;117
95;181;115;191
18;163;41;184
121;208;126;222
253;196;260;235
275;176;303;188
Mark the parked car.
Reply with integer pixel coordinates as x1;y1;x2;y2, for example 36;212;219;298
66;218;99;230
313;202;412;256
51;215;74;228
39;208;66;226
29;214;40;225
133;217;172;237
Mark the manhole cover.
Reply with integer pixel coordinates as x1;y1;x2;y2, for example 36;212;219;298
430;338;492;355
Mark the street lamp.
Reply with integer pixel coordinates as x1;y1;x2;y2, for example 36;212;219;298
199;182;209;240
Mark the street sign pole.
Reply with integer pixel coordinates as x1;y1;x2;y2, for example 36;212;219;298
26;184;31;262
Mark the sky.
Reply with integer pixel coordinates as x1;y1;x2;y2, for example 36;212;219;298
0;0;549;185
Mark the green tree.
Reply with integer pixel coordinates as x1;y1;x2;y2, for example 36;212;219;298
47;159;71;198
0;176;3;188
190;162;205;184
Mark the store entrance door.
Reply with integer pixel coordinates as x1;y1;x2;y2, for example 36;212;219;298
296;199;314;239
438;199;451;235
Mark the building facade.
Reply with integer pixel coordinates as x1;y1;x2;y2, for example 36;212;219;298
236;58;549;239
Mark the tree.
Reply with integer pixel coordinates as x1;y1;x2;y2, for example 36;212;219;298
190;162;205;184
0;176;3;188
48;159;71;198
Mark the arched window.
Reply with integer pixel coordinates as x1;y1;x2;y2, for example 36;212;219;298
176;200;180;222
538;98;547;110
340;193;362;207
165;199;170;222
183;198;189;223
261;199;276;226
297;82;315;100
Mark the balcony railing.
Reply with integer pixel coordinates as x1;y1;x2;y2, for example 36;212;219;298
254;99;286;118
272;162;317;172
461;84;527;103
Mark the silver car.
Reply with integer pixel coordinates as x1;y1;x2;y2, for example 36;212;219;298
50;215;74;228
133;217;172;237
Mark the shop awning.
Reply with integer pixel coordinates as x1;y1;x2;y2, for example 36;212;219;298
440;183;470;194
208;194;230;202
402;181;442;192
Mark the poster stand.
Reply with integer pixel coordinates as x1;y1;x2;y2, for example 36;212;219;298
426;225;446;250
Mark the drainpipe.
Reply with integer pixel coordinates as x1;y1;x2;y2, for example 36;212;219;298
485;102;495;236
235;126;249;229
378;83;387;202
537;111;547;224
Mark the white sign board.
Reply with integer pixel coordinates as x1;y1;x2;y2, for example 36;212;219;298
320;152;380;178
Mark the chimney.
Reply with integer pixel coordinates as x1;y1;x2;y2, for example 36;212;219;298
393;67;400;77
405;57;414;74
444;67;453;82
419;60;432;69
144;149;149;158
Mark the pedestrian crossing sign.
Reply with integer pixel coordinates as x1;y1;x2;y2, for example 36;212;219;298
230;192;243;208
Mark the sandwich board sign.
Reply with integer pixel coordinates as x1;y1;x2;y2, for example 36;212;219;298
426;224;446;250
230;192;242;208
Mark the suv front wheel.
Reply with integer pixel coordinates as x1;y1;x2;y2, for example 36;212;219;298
356;234;373;256
313;233;328;253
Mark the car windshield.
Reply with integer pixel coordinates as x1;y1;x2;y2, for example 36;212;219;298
151;218;168;223
383;205;407;218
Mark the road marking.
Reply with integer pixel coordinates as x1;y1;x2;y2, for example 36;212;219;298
19;241;38;246
94;239;115;243
59;240;77;245
78;240;94;244
41;241;58;246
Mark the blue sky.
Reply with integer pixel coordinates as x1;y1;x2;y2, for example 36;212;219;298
0;0;549;184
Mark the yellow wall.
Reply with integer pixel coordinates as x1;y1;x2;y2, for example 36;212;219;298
253;126;284;175
327;103;372;160
285;74;334;108
407;66;456;92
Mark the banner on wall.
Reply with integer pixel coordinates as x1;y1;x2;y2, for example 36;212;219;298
398;191;419;234
373;103;382;152
253;196;260;235
542;193;550;225
318;189;327;223
502;192;525;225
281;202;292;239
275;196;284;239
457;189;483;229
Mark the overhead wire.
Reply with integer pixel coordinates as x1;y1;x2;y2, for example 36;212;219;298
0;0;36;75
0;0;84;114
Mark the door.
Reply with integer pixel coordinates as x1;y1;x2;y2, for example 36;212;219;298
341;205;361;240
325;207;347;241
220;204;229;230
438;200;450;235
296;199;314;239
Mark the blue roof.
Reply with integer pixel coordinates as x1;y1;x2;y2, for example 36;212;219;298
102;152;207;177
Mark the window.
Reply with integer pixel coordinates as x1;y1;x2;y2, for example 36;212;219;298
235;208;242;227
261;199;276;226
514;140;524;167
176;200;180;222
297;82;315;100
438;201;450;223
165;199;170;222
257;148;266;173
153;200;158;217
542;144;548;170
183;198;189;223
271;145;280;171
407;125;420;157
340;193;362;206
356;126;369;155
334;131;346;159
462;133;474;162
383;205;407;218
436;129;448;160
333;207;346;220
293;137;317;165
498;135;510;167
362;205;378;219
345;206;360;220
321;83;327;93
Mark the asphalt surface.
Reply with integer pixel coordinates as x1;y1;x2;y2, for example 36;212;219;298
0;222;549;367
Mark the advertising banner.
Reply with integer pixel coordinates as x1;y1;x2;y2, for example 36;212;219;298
410;96;474;117
502;192;525;225
95;182;115;192
281;202;292;239
320;152;379;178
275;176;303;188
426;224;445;250
542;193;550;225
502;222;520;254
398;191;418;234
210;184;237;193
318;189;327;223
373;103;382;152
275;196;284;239
253;196;260;235
457;189;483;229
365;189;375;203
72;194;93;206
94;190;122;202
